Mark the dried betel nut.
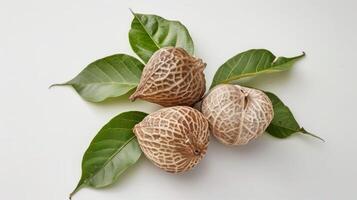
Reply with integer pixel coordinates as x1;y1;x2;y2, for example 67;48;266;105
129;47;206;107
201;84;274;145
133;106;209;173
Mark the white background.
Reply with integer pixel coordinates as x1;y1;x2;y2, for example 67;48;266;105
1;0;356;199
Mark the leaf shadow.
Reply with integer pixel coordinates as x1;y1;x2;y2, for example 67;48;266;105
87;134;325;194
87;89;136;107
82;89;162;114
212;134;273;156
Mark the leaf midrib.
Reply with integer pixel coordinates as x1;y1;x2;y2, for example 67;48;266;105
84;131;137;185
214;51;304;86
73;82;138;87
220;67;282;83
269;122;300;133
133;13;161;51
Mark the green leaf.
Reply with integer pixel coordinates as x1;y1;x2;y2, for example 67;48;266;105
265;92;324;141
129;10;194;63
51;54;144;102
70;111;148;199
211;49;305;88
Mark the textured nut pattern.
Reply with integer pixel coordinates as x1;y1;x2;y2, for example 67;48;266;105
133;106;209;173
129;47;206;107
201;84;274;145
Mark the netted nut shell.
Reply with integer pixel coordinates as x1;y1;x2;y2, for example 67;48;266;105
201;84;274;145
133;106;209;173
129;47;206;107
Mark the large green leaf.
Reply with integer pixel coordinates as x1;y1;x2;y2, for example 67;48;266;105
211;49;305;88
51;54;144;102
265;92;323;141
129;11;194;63
70;111;148;199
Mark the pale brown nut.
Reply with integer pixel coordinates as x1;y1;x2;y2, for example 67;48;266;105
201;84;274;145
133;106;209;173
129;47;206;107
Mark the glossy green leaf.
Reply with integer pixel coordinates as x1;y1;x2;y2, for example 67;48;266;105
211;49;305;88
70;111;148;199
129;11;194;63
265;92;323;141
51;54;144;102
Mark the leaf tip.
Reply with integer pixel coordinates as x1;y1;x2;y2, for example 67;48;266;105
129;8;135;15
48;83;61;89
293;51;306;60
301;51;306;57
69;191;75;200
68;178;85;200
300;127;325;142
69;183;82;200
48;83;70;89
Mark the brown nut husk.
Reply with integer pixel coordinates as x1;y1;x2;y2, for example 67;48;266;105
133;106;209;173
129;47;206;107
201;84;274;145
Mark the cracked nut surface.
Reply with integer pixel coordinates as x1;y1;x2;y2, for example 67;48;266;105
133;106;209;173
130;47;206;107
201;84;274;145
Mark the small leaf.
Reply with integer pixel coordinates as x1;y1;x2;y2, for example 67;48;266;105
51;54;144;102
265;92;324;141
211;49;305;88
129;10;194;63
70;111;148;199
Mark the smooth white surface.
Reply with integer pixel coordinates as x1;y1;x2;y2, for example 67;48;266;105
1;0;356;199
